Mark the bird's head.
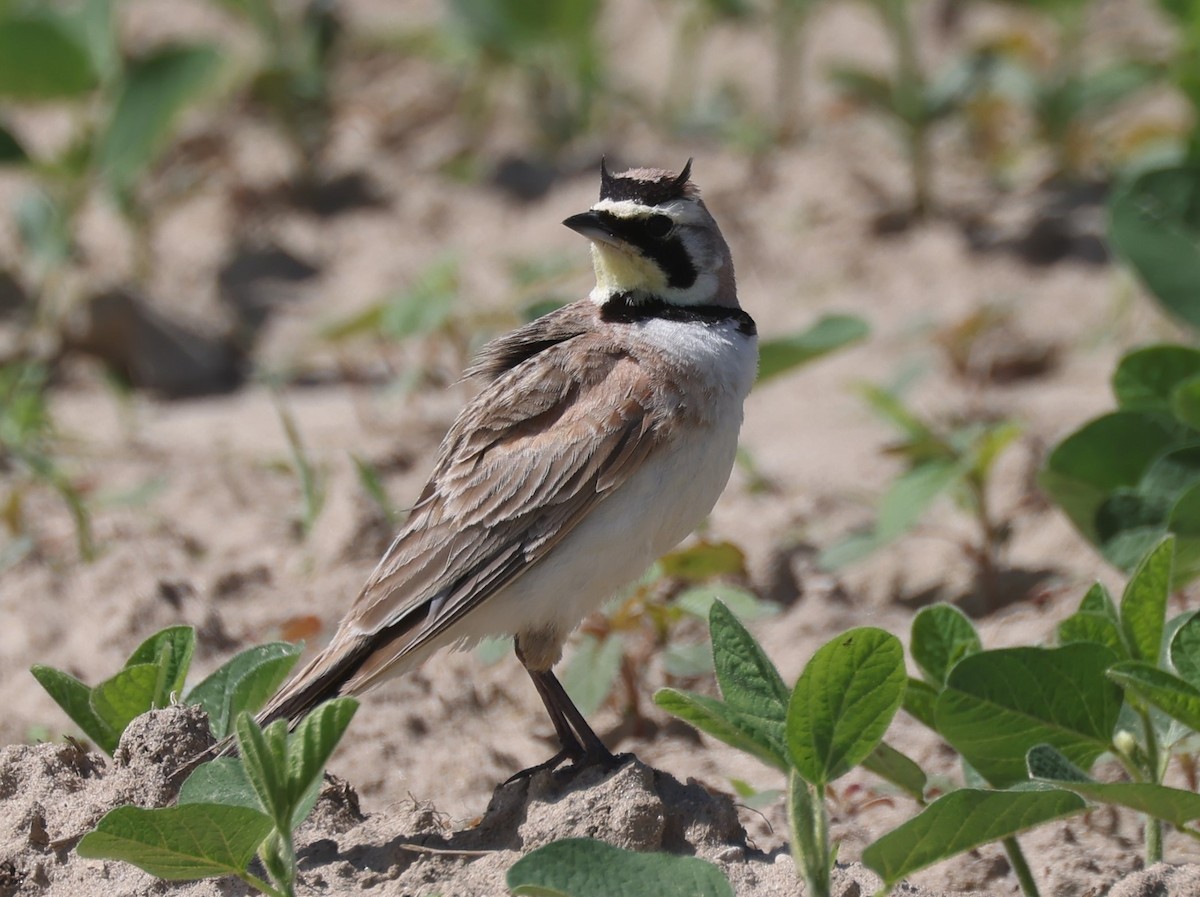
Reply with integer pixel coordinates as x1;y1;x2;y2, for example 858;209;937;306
564;159;736;308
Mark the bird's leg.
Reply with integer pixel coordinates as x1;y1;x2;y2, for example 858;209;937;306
507;639;620;782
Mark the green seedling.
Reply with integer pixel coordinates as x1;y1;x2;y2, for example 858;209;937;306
321;255;472;388
441;0;604;152
213;0;340;183
32;625;302;753
829;0;976;217
656;602;912;897
821;381;1021;599
271;391;327;540
0;1;221;334
874;537;1200;892
0;362;94;561
1043;166;1200;582
78;698;358;897
507;837;733;897
755;314;869;386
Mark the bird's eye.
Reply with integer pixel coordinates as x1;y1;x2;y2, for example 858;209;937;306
645;214;674;239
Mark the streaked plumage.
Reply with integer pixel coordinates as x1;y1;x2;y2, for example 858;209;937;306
257;161;757;772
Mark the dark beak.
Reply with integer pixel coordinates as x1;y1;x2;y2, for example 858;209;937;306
563;210;617;244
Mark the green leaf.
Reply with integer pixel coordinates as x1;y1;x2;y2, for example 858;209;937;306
0;15;97;100
29;665;117;753
1120;536;1174;663
876;460;961;544
0;121;27;165
1115;346;1200;414
829;65;896;113
1108;661;1200;730
755;314;868;384
1173;376;1200;431
284;697;357;811
1029;743;1200;827
1057;611;1127;656
786;628;906;786
77;803;272;880
654;688;787;771
235;714;291;829
910;604;981;686
1080;582;1119;618
902;677;939;730
659;541;746;581
861;788;1085;886
1170;612;1200;688
1110;167;1200;331
126;626;195;704
186;642;302;739
675;584;777;622
934;644;1122;787
1040;411;1176;546
178;758;262;813
506;837;734;897
710;601;789;759
787;771;827;897
97;44;222;194
862;741;928;802
562;634;624;718
90;664;163;745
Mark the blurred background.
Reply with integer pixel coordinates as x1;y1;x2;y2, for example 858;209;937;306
2;0;1200;825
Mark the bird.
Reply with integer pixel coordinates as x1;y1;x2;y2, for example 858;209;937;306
255;159;758;774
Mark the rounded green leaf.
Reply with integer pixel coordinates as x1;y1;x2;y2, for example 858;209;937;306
655;687;788;771
77;803;272;880
1040;411;1176;545
0;15;97;100
1120;536;1174;663
787;628;906;786
91;664;162;743
186;641;302;739
97;44;222;194
1113;345;1200;414
1170;612;1200;688
285;697;358;808
910;604;981;685
1108;661;1200;731
506;838;734;897
862;788;1085;886
126;625;195;703
1110;167;1200;331
935;644;1122;787
30;664;117;753
756;314;869;384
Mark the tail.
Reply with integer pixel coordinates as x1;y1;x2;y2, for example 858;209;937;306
259;632;375;728
212;633;374;758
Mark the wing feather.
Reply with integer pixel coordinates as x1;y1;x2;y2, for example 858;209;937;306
343;331;677;687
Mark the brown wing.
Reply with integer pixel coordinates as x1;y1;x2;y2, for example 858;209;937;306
341;328;679;687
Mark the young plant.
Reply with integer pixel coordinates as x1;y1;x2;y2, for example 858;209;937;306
77;698;358;897
440;0;605;153
212;0;340;184
271;391;327;540
0;1;222;333
829;0;974;218
32;625;302;752
0;362;94;561
656;602;911;897
869;537;1200;892
507;838;733;897
1043;165;1200;582
821;382;1022;600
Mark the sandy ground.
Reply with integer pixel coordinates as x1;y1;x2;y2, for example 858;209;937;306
2;0;1199;894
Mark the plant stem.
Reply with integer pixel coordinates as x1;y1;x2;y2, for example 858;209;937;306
1138;706;1164;864
1002;837;1040;897
789;772;832;897
239;870;287;897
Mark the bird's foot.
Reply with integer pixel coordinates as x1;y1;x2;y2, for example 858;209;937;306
504;745;631;786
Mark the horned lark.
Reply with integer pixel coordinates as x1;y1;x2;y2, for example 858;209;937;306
258;160;758;772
